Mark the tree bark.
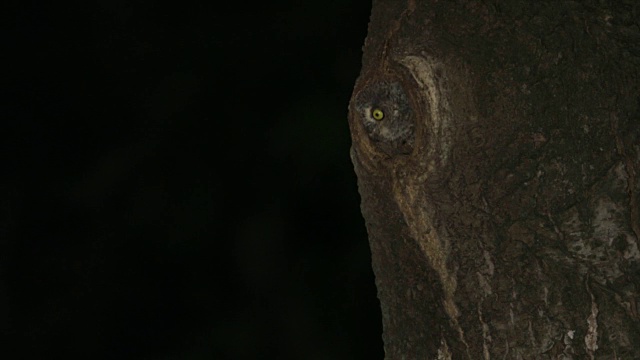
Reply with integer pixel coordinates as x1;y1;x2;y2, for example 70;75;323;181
348;1;640;358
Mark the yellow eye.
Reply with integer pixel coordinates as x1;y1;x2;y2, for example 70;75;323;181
371;108;384;120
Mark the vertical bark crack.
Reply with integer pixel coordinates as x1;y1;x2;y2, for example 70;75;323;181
611;113;640;248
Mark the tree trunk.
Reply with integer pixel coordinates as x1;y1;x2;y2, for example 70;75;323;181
348;1;640;358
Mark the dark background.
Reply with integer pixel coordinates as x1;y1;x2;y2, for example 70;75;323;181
4;1;384;359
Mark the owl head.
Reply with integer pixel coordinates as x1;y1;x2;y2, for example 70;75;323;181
353;79;415;155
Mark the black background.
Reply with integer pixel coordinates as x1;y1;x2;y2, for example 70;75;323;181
4;1;384;359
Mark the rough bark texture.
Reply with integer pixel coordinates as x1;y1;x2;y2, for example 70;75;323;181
348;1;640;358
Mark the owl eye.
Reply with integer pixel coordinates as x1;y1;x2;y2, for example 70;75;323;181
371;108;384;121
